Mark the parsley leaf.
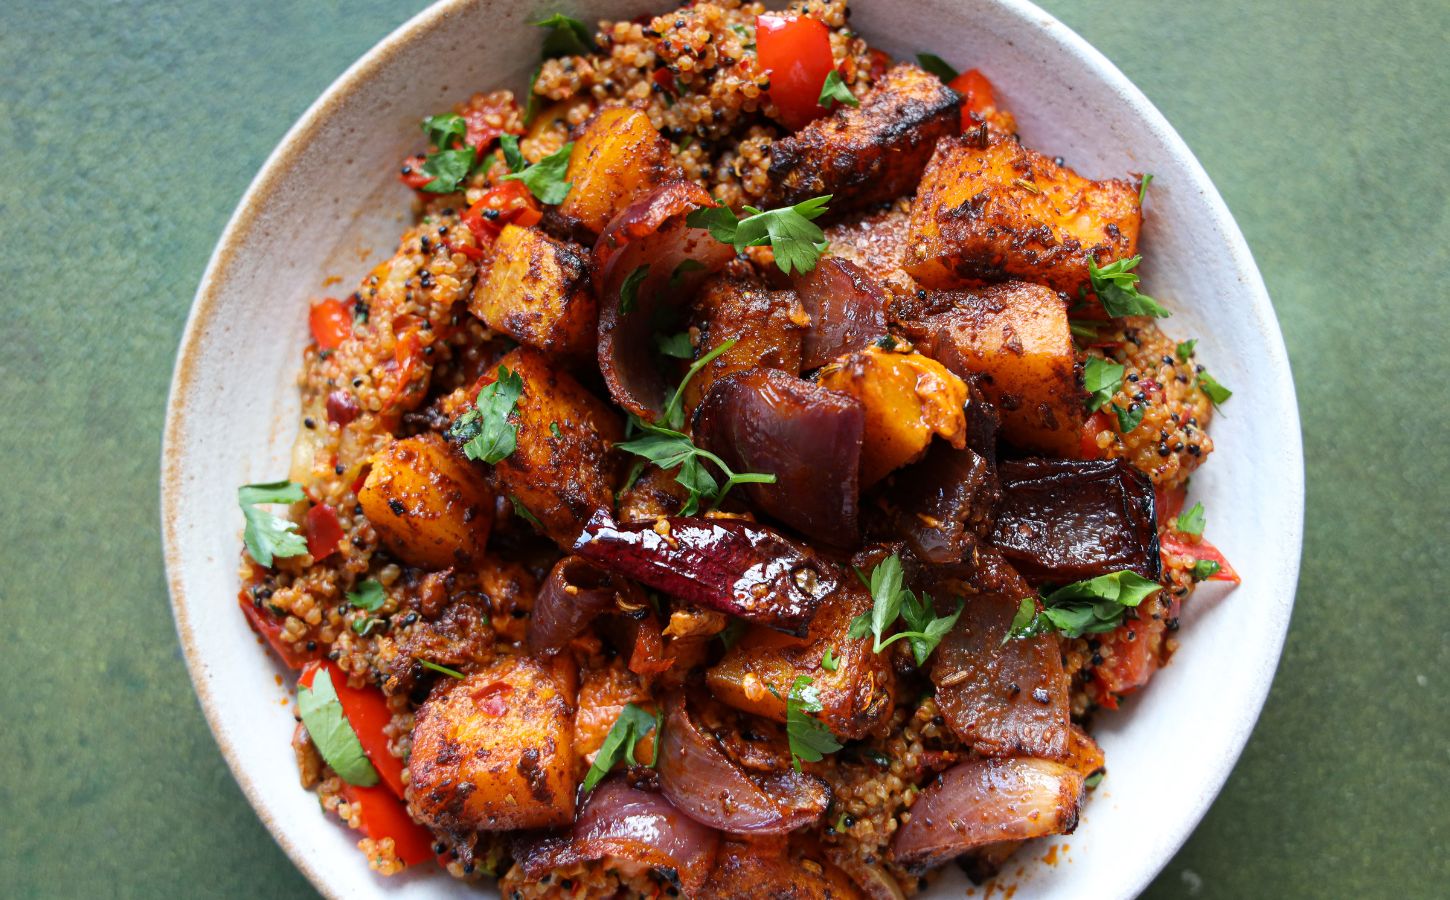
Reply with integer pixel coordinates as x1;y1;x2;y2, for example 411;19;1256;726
916;52;959;82
523;66;545;126
848;554;962;664
351;617;383;636
1089;256;1170;318
818;70;859;109
297;667;379;787
238;480;308;567
1113;402;1144;433
1138;173;1153;206
655;331;694;358
418;659;464;679
423;114;467;151
498;133;526;173
1084;770;1106;789
619;264;649;313
549;421;563;438
510;494;544;529
686;196;832;275
669;258;706;289
420;147;477;194
448;365;523;463
501;141;573;204
785;676;842;770
1177;338;1197;362
821;647;840;672
534;12;596;57
1006;571;1162;641
1176;502;1207;536
1083;356;1125;413
1190;559;1222;581
1197;371;1233;405
346;579;386;612
582;703;660;791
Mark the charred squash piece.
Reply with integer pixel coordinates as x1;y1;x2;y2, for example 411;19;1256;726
707;583;894;740
468;224;595;359
357;433;492;568
904;131;1141;295
556;107;683;237
900;281;1084;456
768;63;960;213
989;458;1162;582
684;271;807;413
710;837;863;899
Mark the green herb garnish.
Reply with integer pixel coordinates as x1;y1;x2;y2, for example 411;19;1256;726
1085;770;1106;789
821;647;840;672
916;52;959;82
297;667;380;787
1088;256;1170;318
423;114;467;151
499;133;526;174
818;70;858;110
499;140;573;204
351;617;383;637
784;676;842;770
1190;560;1222;581
1176;338;1197;362
346;579;386;612
420;147;477;194
687;196;831;275
1176;502;1207;536
847;553;963;666
238;480;308;567
668;258;706;289
418;659;465;679
1138;173;1153;206
619;264;649;313
582;703;660;791
448;365;523;464
1113;402;1144;434
728;23;756;52
510;495;544;529
534;12;596;57
1083;356;1124;413
1005;571;1162;641
1197;371;1233;406
655;331;694;359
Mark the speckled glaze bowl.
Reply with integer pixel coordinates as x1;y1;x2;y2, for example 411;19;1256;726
161;0;1304;896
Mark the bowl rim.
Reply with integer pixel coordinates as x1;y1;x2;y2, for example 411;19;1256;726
161;0;1305;897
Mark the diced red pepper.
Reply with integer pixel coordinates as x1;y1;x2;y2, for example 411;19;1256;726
339;783;437;867
308;298;352;350
867;48;891;82
398;154;434;190
305;503;346;560
383;330;423;410
325;389;360;427
1160;533;1241;584
755;13;836;130
300;661;408;798
462;181;542;245
1079;410;1113;460
238;586;320;670
949;68;1001;130
652;66;677;96
459;93;523;151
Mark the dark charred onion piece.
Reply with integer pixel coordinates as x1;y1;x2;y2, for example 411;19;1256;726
527;556;637;655
891;757;1083;871
515;777;720;895
595;180;736;419
963;379;1000;462
694;368;864;547
657;694;829;834
791;257;889;369
572;510;837;635
989;458;1162;583
931;592;1071;759
879;442;999;564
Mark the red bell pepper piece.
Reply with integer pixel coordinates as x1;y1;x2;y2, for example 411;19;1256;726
948;68;1001;130
1079;410;1113;460
1160;533;1241;584
304;503;346;560
308;298;352;350
299;661;408;797
461;181;542;245
755;13;836;130
339;782;437;867
398;154;433;190
459;93;523;152
238;586;320;670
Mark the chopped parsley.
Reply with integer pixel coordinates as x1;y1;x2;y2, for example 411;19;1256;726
916;52;959;82
1138;173;1153;206
821;647;840;672
1083;356;1125;413
687;195;831;275
549;421;563;438
418;659;464;679
534;12;596;57
1088;256;1170;319
818;70;859;110
422;114;467;151
1197;371;1233;406
1005;571;1161;641
297;667;379;787
1190;560;1222;581
448;365;523;464
1113;402;1144;433
346;579;386;612
1176;502;1207;536
1084;770;1106;789
784;676;842;770
654;331;694;359
500;141;573;205
238;480;308;567
1177;338;1197;362
582;703;660;791
498;133;526;173
416;116;478;193
619;264;649;313
351;617;383;637
510;495;544;529
848;553;963;666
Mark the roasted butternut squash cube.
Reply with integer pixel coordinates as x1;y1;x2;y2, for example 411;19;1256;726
469;225;595;359
902;282;1084;456
488;347;624;547
556;107;683;236
573;662;655;778
357;433;492;568
904;131;1141;294
818;345;968;486
409;656;577;831
706;585;894;740
768;63;960;213
683;271;807;412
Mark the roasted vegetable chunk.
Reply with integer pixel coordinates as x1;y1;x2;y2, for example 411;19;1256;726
556;107;683;237
790;256;889;369
710;838;863;899
707;583;894;739
409;656;577;832
901;282;1083;456
684;271;807;411
485;347;623;547
768;63;960;213
818;344;968;486
468;224;595;359
904;131;1141;294
357;433;492;568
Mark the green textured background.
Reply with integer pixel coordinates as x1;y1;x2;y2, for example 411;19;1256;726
1;0;1445;897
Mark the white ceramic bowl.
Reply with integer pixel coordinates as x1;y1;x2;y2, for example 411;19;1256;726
161;0;1304;896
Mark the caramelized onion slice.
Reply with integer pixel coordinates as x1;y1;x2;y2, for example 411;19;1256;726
573;510;836;635
527;556;636;655
879;442;998;564
657;694;828;834
516;777;720;895
791;257;889;369
891;757;1083;871
694;368;864;547
595;180;736;419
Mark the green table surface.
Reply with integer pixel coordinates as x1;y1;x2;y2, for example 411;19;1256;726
2;0;1445;897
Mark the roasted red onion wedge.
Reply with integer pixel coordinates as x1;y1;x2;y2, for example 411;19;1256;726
891;757;1083;871
791;257;889;369
694;368;864;547
595;180;736;419
989;457;1162;583
657;694;829;834
527;556;639;655
931;592;1071;759
878;442;999;564
515;777;720;895
572;510;837;635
